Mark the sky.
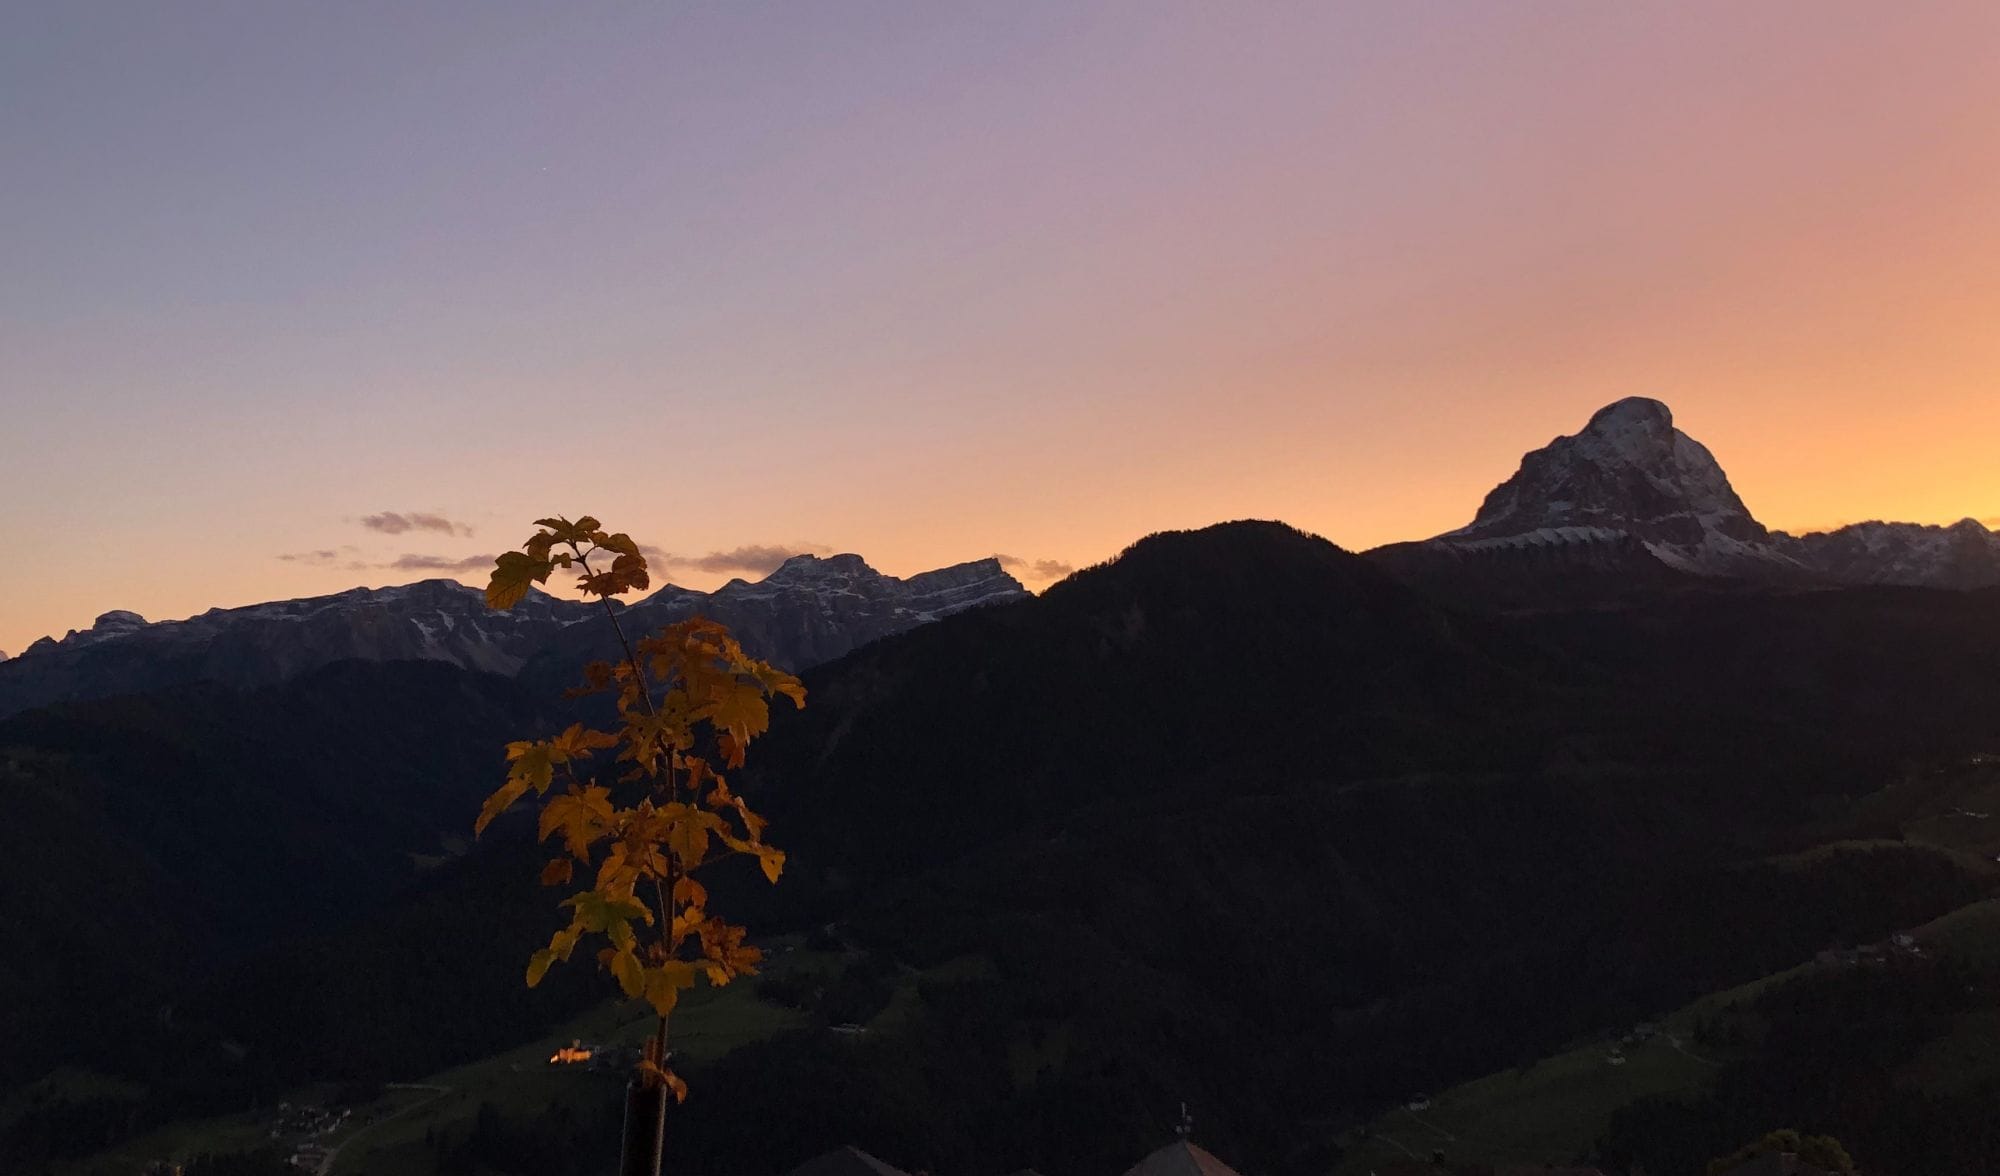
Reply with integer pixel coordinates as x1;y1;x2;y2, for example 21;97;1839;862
4;1;1999;654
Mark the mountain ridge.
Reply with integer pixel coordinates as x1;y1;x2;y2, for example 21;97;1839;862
0;554;1027;719
7;396;1994;709
1372;397;2000;599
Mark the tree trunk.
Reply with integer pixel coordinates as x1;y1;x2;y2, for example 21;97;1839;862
619;1074;667;1176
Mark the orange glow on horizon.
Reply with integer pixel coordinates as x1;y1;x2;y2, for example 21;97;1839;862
3;3;1998;655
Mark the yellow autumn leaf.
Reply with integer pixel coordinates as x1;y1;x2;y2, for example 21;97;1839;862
487;551;554;611
526;948;558;988
473;778;530;837
662;804;726;869
672;875;708;907
598;532;642;559
749;661;807;708
539;785;615;859
505;742;556;795
548;723;617;761
610;948;645;999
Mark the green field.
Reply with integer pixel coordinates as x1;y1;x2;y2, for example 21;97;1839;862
333;968;812;1176
61;940;856;1176
1330;989;1750;1173
1333;893;2000;1175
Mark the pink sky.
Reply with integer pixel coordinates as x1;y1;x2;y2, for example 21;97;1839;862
4;2;1998;654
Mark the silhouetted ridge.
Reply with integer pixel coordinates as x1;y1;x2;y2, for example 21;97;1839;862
755;519;1521;893
1047;520;1409;615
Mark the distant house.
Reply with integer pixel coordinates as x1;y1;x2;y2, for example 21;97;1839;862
1122;1139;1247;1176
1712;1152;1835;1176
1369;1165;1605;1176
782;1145;913;1176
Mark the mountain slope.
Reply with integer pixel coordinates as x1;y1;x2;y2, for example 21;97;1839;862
755;521;1543;884
519;554;1025;695
0;555;1028;719
0;580;591;720
0;660;553;1086
17;519;2000;1176
713;521;2000;1171
1777;517;2000;589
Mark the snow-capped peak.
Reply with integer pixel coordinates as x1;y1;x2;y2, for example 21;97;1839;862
757;553;878;585
1408;398;1998;589
1773;517;2000;589
1443;397;1778;575
1572;396;1678;462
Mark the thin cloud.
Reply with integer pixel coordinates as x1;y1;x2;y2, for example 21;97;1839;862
387;552;497;573
360;511;474;538
276;549;342;565
650;543;833;577
996;554;1075;581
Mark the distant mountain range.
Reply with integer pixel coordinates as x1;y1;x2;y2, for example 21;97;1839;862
5;395;1994;714
1369;396;2000;603
0;554;1025;719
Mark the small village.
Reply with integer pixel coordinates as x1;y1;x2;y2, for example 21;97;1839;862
541;1039;641;1075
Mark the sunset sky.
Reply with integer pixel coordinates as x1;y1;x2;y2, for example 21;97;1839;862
4;2;1999;655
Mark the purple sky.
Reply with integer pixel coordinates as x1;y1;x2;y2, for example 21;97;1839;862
4;2;1999;653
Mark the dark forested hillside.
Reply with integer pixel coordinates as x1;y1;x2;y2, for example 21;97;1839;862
10;521;2000;1176
0;661;557;1085
691;522;2000;1174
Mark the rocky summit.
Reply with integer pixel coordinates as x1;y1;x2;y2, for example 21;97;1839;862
1436;397;1803;577
1371;397;2000;598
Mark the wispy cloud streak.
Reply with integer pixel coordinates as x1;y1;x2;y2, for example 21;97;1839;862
360;512;474;537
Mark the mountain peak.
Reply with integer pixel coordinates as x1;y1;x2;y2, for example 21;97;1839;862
1434;398;1800;578
1047;520;1411;619
767;552;876;580
1576;396;1678;461
1452;399;1758;540
1584;395;1674;430
1390;398;2000;593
